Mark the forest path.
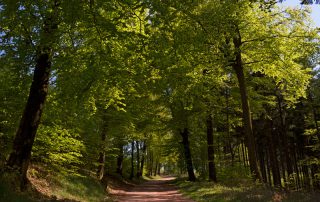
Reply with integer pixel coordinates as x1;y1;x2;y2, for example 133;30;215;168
110;176;194;202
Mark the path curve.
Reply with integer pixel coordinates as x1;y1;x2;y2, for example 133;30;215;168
110;176;194;202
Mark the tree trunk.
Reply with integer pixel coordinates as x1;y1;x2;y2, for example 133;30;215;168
157;163;161;175
154;160;158;176
277;94;293;181
140;142;147;177
232;27;262;181
267;121;281;187
293;148;301;189
130;141;134;179
148;150;153;176
266;149;272;186
206;114;217;182
241;142;247;167
97;122;107;180
6;2;60;190
258;145;267;183
116;145;123;176
136;141;140;178
180;128;196;181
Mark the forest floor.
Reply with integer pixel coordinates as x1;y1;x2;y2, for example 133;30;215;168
175;178;320;202
109;176;194;202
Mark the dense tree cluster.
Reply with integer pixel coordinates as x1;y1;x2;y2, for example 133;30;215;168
0;0;319;192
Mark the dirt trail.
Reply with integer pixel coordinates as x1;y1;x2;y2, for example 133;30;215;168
110;176;194;202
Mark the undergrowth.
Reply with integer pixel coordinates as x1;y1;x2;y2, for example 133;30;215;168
175;164;320;202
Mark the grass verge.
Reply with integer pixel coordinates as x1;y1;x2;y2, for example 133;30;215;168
0;165;109;202
175;178;320;202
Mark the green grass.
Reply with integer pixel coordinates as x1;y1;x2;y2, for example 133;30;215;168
175;179;271;202
0;183;35;202
0;166;109;202
176;179;320;202
48;172;108;202
175;164;320;202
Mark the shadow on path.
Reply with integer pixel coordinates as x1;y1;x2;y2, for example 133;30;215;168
110;176;194;202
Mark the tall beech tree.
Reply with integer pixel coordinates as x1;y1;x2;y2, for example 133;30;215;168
5;0;61;189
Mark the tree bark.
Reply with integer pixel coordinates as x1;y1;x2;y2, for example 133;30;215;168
232;26;262;181
154;160;158;176
140;142;147;177
206;114;217;182
148;150;153;176
6;2;60;190
157;163;161;175
136;141;140;178
116;145;123;176
180;128;196;181
130;141;134;179
277;94;293;181
267;121;281;187
97;121;108;180
258;145;267;183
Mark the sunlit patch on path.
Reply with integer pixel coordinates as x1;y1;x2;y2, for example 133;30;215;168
110;176;194;202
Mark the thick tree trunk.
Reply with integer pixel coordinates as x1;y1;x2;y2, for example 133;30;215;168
116;145;123;176
6;3;60;190
206;114;217;182
130;141;134;179
180;128;196;181
232;27;262;181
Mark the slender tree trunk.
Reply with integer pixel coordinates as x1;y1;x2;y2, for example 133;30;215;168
149;151;153;176
232;28;262;181
258;146;267;183
266;149;272;186
157;163;161;175
130;141;134;179
279;147;287;186
154;160;158;176
116;145;123;176
97;122;107;180
267;121;281;187
206;113;217;182
180;128;196;181
277;94;293;181
6;2;60;190
136;141;140;178
140;142;147;177
241;142;247;167
293;147;301;190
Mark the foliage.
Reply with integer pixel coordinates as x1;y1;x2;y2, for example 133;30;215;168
32;125;85;170
0;0;320;200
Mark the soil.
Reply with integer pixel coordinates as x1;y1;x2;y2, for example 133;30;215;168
109;176;194;202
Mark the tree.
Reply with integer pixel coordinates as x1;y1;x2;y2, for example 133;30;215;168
4;0;61;189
